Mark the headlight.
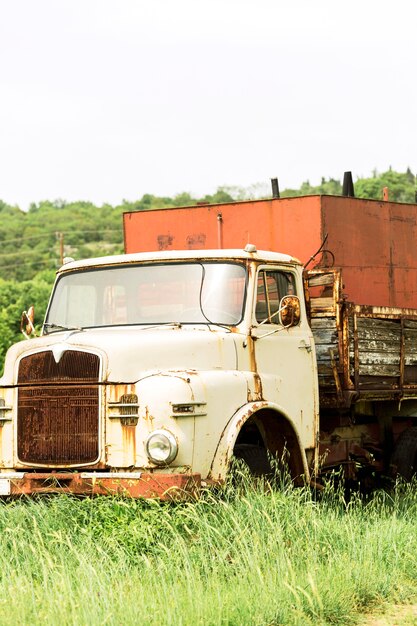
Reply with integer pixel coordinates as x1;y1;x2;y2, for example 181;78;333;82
145;430;178;465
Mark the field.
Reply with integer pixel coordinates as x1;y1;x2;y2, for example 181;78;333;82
0;473;416;626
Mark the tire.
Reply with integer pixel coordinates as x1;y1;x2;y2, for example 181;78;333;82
233;444;273;476
391;426;417;481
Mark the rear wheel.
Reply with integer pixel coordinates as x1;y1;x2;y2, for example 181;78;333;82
391;426;417;481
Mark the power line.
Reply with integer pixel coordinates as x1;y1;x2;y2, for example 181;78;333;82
0;230;123;274
0;237;122;260
0;258;57;272
0;229;121;247
0;240;122;271
0;249;52;259
0;233;56;245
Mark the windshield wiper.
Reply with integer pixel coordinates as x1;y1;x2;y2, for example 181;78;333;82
137;322;182;330
43;322;84;333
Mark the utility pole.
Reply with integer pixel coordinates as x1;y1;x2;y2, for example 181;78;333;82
56;232;64;265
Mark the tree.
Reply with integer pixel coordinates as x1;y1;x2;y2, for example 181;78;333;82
0;270;55;374
355;170;416;202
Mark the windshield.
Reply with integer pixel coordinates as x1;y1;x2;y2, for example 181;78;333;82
44;262;247;331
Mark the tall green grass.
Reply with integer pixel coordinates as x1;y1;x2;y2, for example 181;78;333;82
0;473;416;625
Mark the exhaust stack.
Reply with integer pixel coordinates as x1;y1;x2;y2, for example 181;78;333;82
271;177;280;199
342;171;355;197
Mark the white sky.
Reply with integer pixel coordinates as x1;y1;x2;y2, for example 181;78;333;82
0;0;415;209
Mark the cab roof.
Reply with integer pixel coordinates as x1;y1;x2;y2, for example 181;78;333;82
58;247;301;274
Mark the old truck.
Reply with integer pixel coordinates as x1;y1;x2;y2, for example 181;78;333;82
0;190;417;497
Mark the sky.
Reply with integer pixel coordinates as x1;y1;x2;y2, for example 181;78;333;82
0;0;415;210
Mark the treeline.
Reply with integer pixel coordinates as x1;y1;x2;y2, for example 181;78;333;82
1;168;415;284
0;188;237;284
0;168;416;371
282;167;416;202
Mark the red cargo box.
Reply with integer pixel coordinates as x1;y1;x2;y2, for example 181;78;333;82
123;195;417;309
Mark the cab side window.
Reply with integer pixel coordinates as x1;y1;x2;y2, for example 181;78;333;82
255;270;296;324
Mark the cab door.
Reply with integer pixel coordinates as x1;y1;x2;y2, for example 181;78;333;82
250;266;318;451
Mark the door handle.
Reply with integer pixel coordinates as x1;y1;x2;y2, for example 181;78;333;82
298;340;312;353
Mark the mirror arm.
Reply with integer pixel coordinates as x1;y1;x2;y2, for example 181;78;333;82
254;325;289;339
257;304;288;327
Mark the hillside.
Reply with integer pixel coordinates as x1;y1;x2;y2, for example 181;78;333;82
0;168;415;370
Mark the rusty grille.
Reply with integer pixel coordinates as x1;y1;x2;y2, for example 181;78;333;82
18;350;100;383
17;350;100;465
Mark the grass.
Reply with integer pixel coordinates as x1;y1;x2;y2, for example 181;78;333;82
0;472;416;625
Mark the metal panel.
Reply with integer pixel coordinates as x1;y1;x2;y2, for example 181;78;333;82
123;196;324;265
124;195;417;308
321;196;417;309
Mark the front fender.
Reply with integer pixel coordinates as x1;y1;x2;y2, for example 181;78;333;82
208;401;309;481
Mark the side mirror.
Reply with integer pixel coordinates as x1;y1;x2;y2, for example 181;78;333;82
279;296;301;327
20;305;37;339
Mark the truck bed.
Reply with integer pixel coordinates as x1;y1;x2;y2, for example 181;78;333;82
306;269;417;408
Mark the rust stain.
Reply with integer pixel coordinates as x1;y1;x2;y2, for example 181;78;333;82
143;407;155;428
108;383;135;404
122;425;136;465
186;233;206;249
246;334;263;401
6;472;201;499
157;234;174;250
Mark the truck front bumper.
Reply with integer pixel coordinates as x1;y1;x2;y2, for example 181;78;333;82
0;471;201;499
